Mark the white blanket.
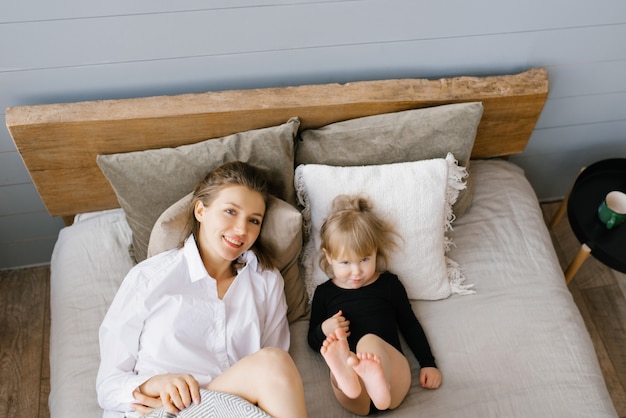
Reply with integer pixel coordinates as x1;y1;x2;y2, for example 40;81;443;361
48;160;617;418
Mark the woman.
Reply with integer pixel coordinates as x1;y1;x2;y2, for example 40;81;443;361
97;161;307;418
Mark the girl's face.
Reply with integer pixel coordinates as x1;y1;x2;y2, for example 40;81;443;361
194;185;265;266
324;249;379;289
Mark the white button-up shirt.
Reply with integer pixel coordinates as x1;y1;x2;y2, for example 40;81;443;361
96;235;289;417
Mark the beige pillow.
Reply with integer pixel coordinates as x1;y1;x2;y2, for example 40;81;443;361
97;118;300;263
148;192;309;323
295;154;476;301
295;103;483;218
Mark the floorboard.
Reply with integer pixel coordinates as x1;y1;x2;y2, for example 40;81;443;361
0;266;49;418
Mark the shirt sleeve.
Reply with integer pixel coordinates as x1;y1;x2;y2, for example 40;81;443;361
96;267;151;413
307;285;329;351
391;276;437;368
259;268;290;351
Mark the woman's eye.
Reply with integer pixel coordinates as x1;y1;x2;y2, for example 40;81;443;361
249;218;261;225
225;209;235;215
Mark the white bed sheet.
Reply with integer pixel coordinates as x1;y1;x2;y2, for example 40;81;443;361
48;160;617;418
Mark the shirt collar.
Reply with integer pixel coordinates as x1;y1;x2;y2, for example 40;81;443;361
183;235;258;282
236;249;258;273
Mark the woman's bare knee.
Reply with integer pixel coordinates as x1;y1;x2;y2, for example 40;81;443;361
207;348;303;406
255;348;301;382
249;348;307;417
255;348;294;368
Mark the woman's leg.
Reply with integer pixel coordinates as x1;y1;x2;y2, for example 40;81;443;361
206;347;308;418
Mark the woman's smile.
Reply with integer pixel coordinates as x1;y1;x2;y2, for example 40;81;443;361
223;235;244;248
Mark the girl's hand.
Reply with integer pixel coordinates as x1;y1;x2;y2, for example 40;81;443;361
138;373;201;414
322;310;351;337
420;367;442;389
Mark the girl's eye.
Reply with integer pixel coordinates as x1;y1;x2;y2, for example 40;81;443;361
249;218;261;225
361;257;369;262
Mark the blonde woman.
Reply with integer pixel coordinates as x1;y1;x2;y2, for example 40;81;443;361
97;161;307;418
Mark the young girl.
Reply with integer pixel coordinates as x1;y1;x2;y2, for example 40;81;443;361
307;194;442;416
97;161;307;418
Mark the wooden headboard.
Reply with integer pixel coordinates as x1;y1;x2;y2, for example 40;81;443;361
6;68;548;222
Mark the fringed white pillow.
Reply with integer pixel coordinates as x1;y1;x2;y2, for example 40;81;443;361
295;153;475;301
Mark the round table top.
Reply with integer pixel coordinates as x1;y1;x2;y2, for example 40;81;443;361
567;158;626;273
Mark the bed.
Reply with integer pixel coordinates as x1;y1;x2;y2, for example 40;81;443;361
6;68;618;417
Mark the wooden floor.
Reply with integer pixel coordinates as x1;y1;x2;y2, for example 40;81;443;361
0;265;49;418
0;201;624;418
543;201;626;418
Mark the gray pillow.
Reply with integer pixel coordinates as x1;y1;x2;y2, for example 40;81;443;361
295;103;483;218
97;117;300;263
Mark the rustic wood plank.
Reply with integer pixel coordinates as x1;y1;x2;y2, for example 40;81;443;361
0;266;48;418
6;68;548;218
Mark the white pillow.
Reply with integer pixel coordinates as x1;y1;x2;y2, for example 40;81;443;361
294;153;475;301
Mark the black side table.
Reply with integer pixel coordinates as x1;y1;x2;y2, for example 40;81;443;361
551;158;626;283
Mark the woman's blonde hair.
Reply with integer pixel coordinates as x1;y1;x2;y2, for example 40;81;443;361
182;161;274;270
319;194;400;277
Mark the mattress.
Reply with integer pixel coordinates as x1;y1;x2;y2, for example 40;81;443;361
48;160;617;417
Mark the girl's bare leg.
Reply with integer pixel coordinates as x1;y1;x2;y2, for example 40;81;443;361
320;329;361;399
206;347;308;418
321;329;371;415
328;372;372;416
355;334;411;410
349;352;390;410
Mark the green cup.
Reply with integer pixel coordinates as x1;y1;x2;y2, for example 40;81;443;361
597;191;626;229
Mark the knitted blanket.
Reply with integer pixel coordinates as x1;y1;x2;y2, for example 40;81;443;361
144;389;271;418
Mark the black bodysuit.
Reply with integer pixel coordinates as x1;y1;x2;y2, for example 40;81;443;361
307;271;436;369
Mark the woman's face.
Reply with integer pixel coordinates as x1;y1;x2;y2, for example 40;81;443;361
194;185;266;265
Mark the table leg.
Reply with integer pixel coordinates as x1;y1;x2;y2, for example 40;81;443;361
564;243;591;284
550;199;568;228
550;166;586;229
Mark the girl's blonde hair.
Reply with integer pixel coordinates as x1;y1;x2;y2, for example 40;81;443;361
319;194;400;277
182;161;274;270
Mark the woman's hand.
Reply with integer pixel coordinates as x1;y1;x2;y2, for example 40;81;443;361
138;373;201;414
420;367;442;389
131;389;163;415
322;310;351;337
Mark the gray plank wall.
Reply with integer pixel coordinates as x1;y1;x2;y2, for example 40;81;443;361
1;0;625;269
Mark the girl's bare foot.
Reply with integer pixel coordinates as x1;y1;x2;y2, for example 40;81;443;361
349;352;391;410
321;330;361;399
